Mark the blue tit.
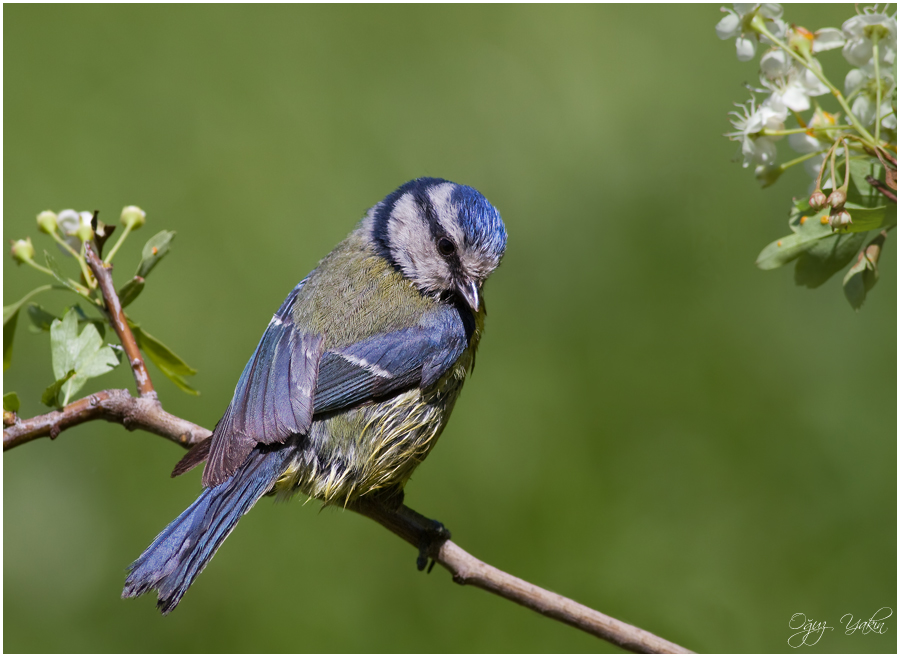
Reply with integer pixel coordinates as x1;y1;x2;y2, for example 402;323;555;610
122;177;507;613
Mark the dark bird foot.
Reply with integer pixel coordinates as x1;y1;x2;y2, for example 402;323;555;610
416;519;452;573
350;493;452;573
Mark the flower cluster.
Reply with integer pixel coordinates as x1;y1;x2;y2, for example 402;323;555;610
720;4;896;183
717;4;897;310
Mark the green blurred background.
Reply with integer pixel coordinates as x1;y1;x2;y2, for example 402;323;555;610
4;4;896;653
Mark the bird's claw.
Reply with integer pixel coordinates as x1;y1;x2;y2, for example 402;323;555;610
416;519;451;573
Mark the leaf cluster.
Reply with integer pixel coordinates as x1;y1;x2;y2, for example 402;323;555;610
4;215;198;412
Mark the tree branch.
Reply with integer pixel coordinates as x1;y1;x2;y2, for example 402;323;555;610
2;389;209;451
84;239;155;398
3;393;692;653
351;498;692;654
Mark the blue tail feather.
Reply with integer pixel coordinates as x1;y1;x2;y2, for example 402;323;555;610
123;446;291;614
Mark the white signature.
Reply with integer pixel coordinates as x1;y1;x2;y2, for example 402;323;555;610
788;608;892;648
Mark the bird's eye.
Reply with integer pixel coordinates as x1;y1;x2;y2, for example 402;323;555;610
437;237;456;257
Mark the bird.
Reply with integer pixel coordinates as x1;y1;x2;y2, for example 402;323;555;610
122;177;507;613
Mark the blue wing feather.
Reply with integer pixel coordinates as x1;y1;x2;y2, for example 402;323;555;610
204;280;469;486
204;281;324;486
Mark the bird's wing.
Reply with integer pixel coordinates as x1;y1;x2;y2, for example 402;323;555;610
200;285;469;487
203;280;325;486
313;307;469;414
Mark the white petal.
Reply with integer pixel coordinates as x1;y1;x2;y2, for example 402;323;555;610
735;36;757;61
57;209;80;235
758;3;782;19
716;12;741;39
852;95;875;125
800;68;828;97
881;111;896;130
733;4;758;16
812;28;845;52
781;85;811;112
760;49;791;79
788;132;822;154
843;39;873;66
754;137;778;166
842;15;864;39
844;68;868;95
762;17;788;42
763;94;788;118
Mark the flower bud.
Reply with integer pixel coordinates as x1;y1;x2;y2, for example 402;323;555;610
788;26;814;57
76;221;94;242
827;189;847;210
36;210;58;234
808;190;828;210
10;237;35;263
829;209;852;229
120;205;146;230
57;209;80;236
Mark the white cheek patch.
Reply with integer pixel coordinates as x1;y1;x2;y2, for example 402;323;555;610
387;193;452;293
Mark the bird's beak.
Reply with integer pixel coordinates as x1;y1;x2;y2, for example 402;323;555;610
458;280;480;312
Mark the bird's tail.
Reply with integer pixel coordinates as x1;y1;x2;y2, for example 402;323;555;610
122;445;292;614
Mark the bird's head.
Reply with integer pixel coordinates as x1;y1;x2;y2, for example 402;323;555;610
368;177;507;312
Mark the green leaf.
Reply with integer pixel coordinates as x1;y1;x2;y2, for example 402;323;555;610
847;157;886;208
794;231;868;289
4;306;19;371
756;200;832;271
129;322;199;395
4;285;54;369
27;304;59;332
41;369;76;408
4;391;20;413
118;276;146;308
49;309;120;405
32;304;106;338
70;304;106;339
833;202;896;234
136;231;176;279
842;250;879;310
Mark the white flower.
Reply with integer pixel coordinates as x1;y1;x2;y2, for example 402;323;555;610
760;49;791;79
716;3;786;61
727;95;787;167
760;58;829;112
786;25;845;56
810;28;845;53
844;58;898;131
55;209;93;254
842;11;897;66
851;95;897;130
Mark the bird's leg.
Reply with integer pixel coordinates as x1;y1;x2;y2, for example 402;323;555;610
350;490;451;573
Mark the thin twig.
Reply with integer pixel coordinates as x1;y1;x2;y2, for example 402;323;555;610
3;393;692;653
350;499;693;654
2;389;208;451
84;239;155;398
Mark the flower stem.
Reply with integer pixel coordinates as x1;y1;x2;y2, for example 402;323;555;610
752;18;877;146
103;224;132;264
761;126;848;136
780;149;829;171
21;259;57;278
49;230;96;288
